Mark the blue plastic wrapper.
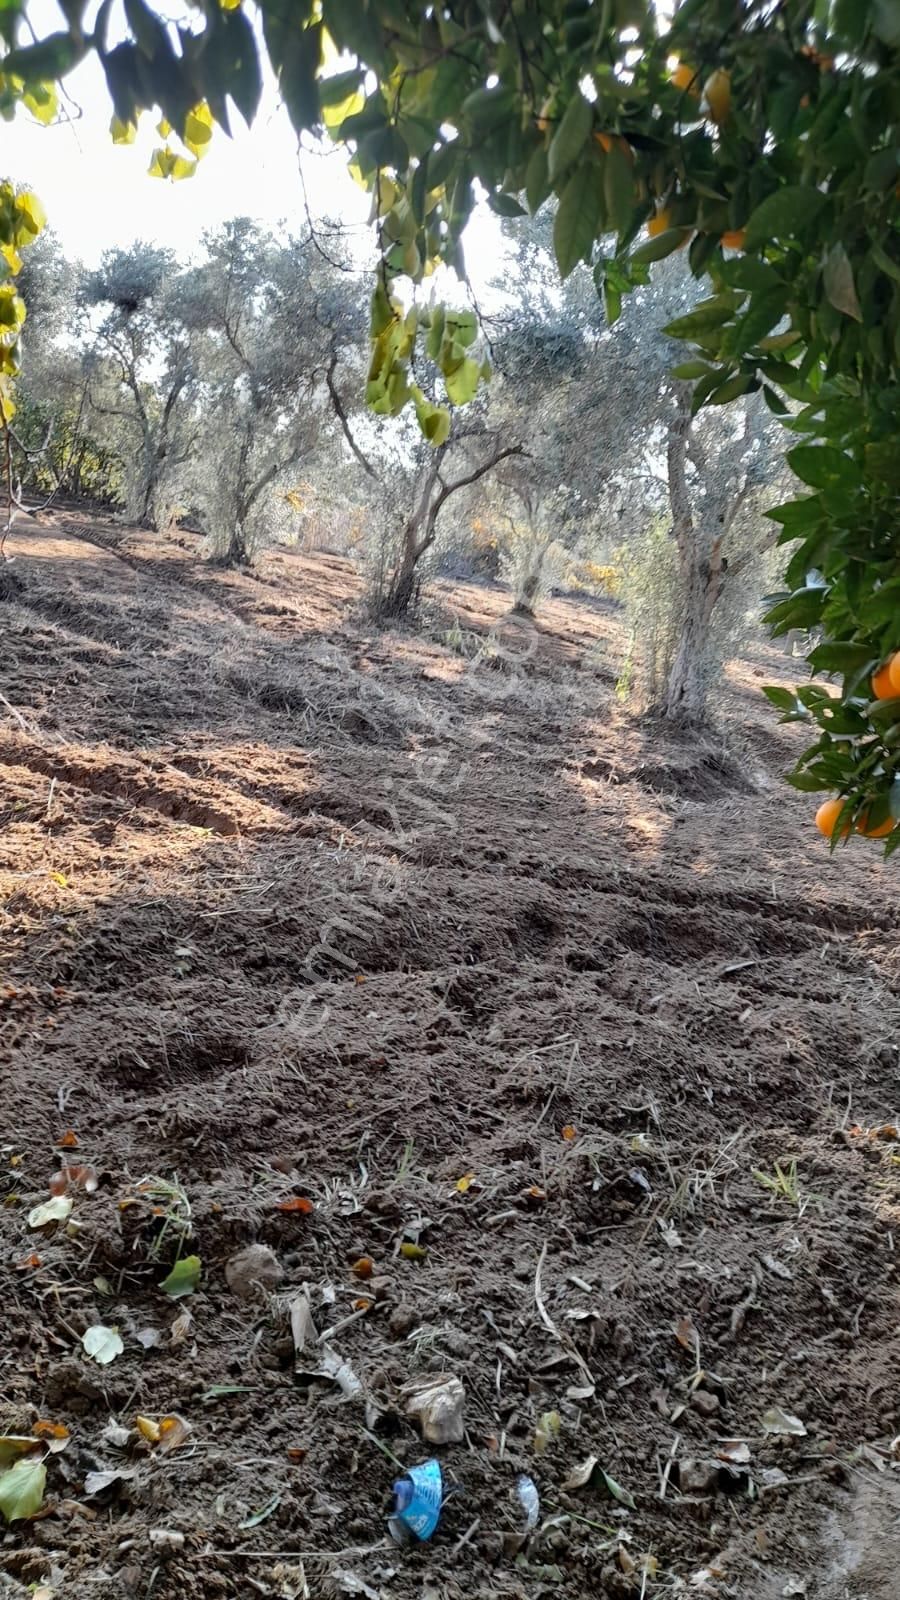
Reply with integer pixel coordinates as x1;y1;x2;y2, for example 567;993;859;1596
389;1458;443;1543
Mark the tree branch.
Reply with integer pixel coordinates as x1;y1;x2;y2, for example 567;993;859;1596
325;353;379;480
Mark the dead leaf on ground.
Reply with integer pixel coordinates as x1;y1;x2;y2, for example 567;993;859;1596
158;1414;192;1452
403;1373;465;1444
312;1346;361;1401
562;1454;598;1490
675;1313;699;1352
31;1422;70;1453
170;1308;193;1344
27;1195;73;1230
83;1467;136;1495
761;1406;806;1437
15;1252;42;1270
716;1440;751;1466
81;1326;124;1365
290;1288;316;1358
134;1327;162;1350
534;1410;561;1455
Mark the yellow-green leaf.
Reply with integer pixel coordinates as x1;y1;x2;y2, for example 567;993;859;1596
0;1457;46;1522
110;114;137;145
444;355;480;406
15;190;46;238
184;102;213;157
23;82;57;126
160;1254;201;1298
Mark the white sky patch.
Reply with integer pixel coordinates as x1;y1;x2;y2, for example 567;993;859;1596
4;0;507;299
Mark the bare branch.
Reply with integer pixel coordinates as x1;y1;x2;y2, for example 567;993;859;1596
325;354;379;480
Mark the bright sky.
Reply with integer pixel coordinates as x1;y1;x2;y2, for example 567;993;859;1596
4;0;503;288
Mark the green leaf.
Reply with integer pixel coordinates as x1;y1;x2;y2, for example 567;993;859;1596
603;141;634;234
0;1438;42;1468
708;372;757;404
82;1325;124;1365
743;186;827;251
865;438;900;488
548;92;592;181
2;31;79;82
553;161;604;278
763;384;789;415
823;243;862;322
630;226;693;264
870;241;900;284
0;1458;46;1523
525;145;549;215
786;445;861;492
763;685;801;712
600;1469;636;1509
670;360;712;379
488;191;527;219
269;17;321;134
663;292;742;340
160;1254;202;1298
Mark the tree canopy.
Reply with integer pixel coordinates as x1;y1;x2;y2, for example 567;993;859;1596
1;0;899;843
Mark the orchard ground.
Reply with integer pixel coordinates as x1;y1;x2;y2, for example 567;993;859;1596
2;509;900;1600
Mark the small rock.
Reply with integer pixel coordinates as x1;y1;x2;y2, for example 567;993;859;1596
388;1303;418;1338
678;1458;719;1496
690;1389;720;1417
402;1373;465;1443
225;1244;282;1301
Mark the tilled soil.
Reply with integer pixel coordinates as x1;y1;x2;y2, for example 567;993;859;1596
2;510;900;1600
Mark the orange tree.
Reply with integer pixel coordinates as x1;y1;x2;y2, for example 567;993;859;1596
1;0;899;845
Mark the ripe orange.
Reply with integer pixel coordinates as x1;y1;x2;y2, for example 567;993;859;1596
671;63;700;96
648;208;672;237
871;653;900;699
721;228;746;250
856;812;895;839
703;68;731;125
815;797;849;839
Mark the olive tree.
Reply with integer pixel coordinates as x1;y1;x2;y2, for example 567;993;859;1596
81;244;198;526
178;218;364;566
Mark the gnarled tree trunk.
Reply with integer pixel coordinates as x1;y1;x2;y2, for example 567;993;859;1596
662;384;726;724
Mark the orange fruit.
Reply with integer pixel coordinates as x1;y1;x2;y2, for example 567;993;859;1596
721;228;746;250
856;812;894;839
815;797;849;839
648;208;672;237
671;63;699;96
871;653;900;699
703;68;731;124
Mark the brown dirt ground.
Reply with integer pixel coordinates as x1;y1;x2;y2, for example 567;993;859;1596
2;508;900;1600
